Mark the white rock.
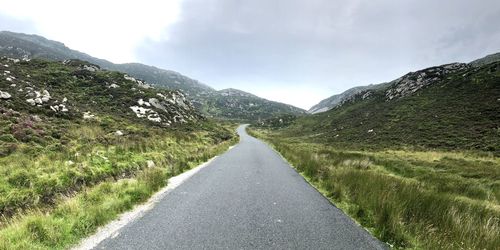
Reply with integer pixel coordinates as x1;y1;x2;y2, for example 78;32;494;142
34;98;43;104
26;98;36;105
6;77;12;82
83;111;96;119
62;97;67;103
367;129;374;133
124;75;137;82
138;99;145;106
147;115;162;122
65;160;75;166
41;96;50;102
0;91;11;99
10;84;16;87
109;83;120;88
146;160;155;168
130;106;151;118
114;130;124;136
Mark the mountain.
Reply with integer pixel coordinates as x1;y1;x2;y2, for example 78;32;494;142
0;58;201;131
470;52;500;67
202;88;306;121
309;52;500;114
0;31;305;120
270;55;500;153
308;84;387;114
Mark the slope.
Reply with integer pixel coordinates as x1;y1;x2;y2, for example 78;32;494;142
0;31;305;121
279;60;500;153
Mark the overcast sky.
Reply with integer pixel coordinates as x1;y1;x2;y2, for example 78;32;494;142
1;0;500;109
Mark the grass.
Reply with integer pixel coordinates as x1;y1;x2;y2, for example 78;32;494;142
249;128;500;249
0;119;238;249
272;61;500;154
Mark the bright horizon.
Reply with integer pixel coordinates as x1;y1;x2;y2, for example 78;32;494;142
1;0;500;110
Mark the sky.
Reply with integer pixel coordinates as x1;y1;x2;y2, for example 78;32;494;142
1;0;500;110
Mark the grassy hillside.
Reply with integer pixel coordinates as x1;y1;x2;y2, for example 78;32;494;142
0;31;304;121
250;59;500;249
0;57;237;249
249;130;499;249
275;61;500;154
202;88;306;121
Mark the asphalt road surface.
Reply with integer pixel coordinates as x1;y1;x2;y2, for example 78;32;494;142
96;125;386;249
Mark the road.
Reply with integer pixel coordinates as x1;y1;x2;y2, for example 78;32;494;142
95;125;386;249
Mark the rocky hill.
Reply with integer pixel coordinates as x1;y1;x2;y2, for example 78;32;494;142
0;31;304;121
0;57;201;135
271;55;500;153
309;52;500;114
308;84;387;114
203;88;306;121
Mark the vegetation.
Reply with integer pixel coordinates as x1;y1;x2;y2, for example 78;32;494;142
0;57;238;249
0;31;305;121
249;59;500;249
276;61;500;154
250;129;500;249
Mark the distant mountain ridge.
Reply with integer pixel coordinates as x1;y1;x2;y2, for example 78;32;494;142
0;31;305;120
310;52;500;114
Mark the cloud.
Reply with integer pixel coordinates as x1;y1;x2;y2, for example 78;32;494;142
136;0;500;109
0;0;182;63
1;0;500;109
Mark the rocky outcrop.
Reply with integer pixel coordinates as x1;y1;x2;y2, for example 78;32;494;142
385;63;469;100
0;90;11;99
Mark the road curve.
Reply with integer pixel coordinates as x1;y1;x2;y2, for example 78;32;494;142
95;125;386;249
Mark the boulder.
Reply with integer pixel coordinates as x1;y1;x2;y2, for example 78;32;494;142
0;91;11;99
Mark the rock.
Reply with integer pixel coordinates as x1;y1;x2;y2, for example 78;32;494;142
82;65;99;72
386;63;469;100
367;129;374;133
62;97;67;103
109;83;120;88
31;115;42;122
26;98;36;105
147;115;162;122
0;91;11;99
34;98;43;104
65;160;75;166
114;130;124;136
83;111;96;119
146;160;155;168
6;77;12;82
130;106;152;118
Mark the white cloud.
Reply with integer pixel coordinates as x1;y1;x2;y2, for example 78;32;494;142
0;0;182;63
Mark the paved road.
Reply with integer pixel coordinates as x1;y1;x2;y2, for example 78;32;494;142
96;125;386;249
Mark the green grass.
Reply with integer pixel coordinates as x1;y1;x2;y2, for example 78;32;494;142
0;123;237;249
0;112;237;249
250;128;500;249
269;61;500;154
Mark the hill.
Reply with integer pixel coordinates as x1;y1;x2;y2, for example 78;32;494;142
267;58;500;153
0;56;237;249
250;55;500;249
203;88;306;121
308;84;388;114
0;31;304;121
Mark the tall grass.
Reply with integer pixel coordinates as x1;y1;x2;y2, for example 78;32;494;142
250;128;500;249
0;123;238;249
